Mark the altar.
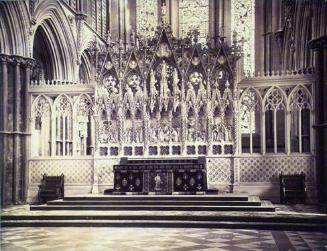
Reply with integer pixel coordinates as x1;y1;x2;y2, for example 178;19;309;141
111;158;207;194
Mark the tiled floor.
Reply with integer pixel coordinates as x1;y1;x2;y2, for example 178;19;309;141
1;227;327;251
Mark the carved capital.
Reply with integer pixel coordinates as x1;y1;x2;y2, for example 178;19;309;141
0;54;9;64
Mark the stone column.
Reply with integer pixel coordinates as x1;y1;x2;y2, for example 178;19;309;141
0;55;9;207
309;36;327;203
13;58;22;204
23;60;33;202
90;115;95;156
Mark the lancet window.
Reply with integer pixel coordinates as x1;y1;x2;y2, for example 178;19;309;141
289;86;312;153
54;95;73;156
264;87;286;153
31;96;52;157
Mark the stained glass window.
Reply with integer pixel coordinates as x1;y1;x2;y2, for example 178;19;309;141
179;0;209;44
136;0;158;38
231;0;255;76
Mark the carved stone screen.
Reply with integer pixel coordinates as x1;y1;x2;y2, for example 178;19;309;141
94;25;239;157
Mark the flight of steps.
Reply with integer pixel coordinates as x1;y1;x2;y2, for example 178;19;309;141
29;195;275;212
2;195;327;231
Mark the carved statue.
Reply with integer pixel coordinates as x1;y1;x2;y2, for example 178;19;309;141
125;128;133;143
135;127;143;143
198;80;206;102
172;68;180;111
171;128;179;142
212;124;223;141
160;60;170;99
149;69;157;112
150;69;157;97
135;84;143;104
154;174;162;191
158;128;165;142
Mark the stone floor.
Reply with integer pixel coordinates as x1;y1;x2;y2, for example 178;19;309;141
1;227;327;251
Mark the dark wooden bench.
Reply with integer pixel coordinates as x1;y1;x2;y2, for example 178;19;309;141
280;172;306;204
38;174;64;203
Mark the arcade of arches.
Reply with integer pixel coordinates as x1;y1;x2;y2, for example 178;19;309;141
0;0;326;207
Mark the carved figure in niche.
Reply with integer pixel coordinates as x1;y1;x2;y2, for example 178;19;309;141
99;122;109;143
158;128;165;142
125;128;133;143
198;81;206;100
135;84;143;103
187;118;196;142
149;69;157;97
154;174;162;191
172;68;180;111
149;69;157;112
160;60;171;99
95;84;108;104
224;123;232;141
212;124;223;141
135;127;143;143
149;125;158;142
188;127;196;141
186;81;196;106
163;125;170;142
197;130;206;141
109;129;118;142
108;122;118;142
103;75;118;96
171;128;179;142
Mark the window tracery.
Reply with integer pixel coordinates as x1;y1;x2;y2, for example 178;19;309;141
264;87;286;153
136;0;158;38
54;95;73;156
76;95;93;156
289;87;312;153
32;96;52;157
179;0;209;44
240;89;261;153
231;0;255;76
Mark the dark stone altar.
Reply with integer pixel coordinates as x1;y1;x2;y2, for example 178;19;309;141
111;158;207;194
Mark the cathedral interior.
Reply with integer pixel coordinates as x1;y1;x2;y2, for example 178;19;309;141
0;0;327;250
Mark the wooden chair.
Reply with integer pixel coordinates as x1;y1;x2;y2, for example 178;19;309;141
280;172;306;204
38;174;64;203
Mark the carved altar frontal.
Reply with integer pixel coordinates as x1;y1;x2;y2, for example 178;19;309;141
95;25;238;158
111;158;207;194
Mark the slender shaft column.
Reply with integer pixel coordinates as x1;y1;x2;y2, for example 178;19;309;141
13;59;21;204
286;110;291;155
261;111;266;154
23;62;32;202
0;55;9;207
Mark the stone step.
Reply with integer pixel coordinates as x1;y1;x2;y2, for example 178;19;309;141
30;204;275;212
3;213;327;224
62;195;250;202
47;200;261;206
1;219;325;231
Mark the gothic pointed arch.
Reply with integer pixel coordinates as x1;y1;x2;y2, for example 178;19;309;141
79;50;92;84
32;0;78;81
0;2;30;56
